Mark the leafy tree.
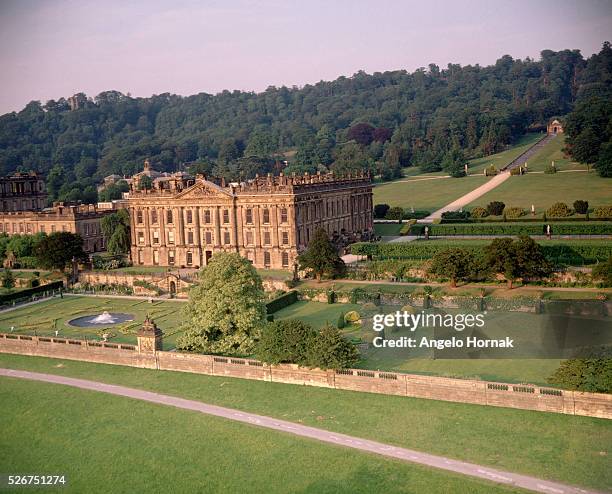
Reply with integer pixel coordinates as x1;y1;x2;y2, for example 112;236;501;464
429;248;473;287
1;269;15;289
256;319;316;365
592;256;612;286
35;232;87;271
486;201;505;216
441;147;467;177
176;252;266;355
298;228;345;281
573;200;589;214
385;206;404;221
347;123;375;146
547;349;612;393
306;323;359;370
373;204;390;219
485;236;552;288
332;142;373;176
595;141;612;178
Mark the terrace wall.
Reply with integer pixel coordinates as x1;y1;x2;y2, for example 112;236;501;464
1;332;610;420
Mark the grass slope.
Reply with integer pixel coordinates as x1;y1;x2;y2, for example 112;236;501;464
525;135;585;172
0;378;520;494
467;172;611;213
374;175;489;210
0;354;609;491
468;133;544;173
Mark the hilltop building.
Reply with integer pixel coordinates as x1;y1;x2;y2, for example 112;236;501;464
0;172;47;212
127;162;373;270
547;119;564;135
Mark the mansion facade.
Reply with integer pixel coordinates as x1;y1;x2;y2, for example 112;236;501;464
128;165;373;270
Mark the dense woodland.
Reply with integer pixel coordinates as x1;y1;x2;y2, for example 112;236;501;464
0;43;610;204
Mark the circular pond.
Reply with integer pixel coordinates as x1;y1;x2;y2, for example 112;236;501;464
68;311;135;327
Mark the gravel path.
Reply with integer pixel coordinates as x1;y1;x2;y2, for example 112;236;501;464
0;368;603;494
423;171;511;221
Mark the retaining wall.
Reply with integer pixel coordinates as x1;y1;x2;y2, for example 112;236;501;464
1;333;610;419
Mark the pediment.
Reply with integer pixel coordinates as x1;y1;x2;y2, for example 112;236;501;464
174;180;233;199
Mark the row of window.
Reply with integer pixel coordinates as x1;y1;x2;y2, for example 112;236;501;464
138;250;290;268
135;207;289;226
0;222;70;234
137;229;291;246
299;195;370;222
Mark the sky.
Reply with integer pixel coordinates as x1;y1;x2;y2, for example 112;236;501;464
0;0;610;114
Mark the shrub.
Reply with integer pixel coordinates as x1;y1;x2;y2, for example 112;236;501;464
546;202;572;218
266;290;298;313
403;210;431;219
544;163;557;174
592;257;612;286
28;278;40;288
593;205;612;219
373;204;390;219
306;323;359;370
573;200;589;214
547;348;612;393
337;312;346;329
484;164;497;176
471;207;488;218
327;290;336;304
385;207;404;221
344;311;361;323
505;207;525;219
486;201;505;216
441;210;470;220
17;256;39;269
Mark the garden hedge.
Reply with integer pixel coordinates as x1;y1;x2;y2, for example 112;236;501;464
410;222;612;236
0;280;64;304
351;241;612;264
266;290;298;314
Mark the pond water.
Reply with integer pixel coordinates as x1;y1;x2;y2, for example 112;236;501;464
68;311;134;327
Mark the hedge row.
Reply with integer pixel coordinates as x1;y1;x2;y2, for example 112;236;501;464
0;280;64;304
266;290;298;314
350;241;612;264
410;222;612;236
440;216;612;224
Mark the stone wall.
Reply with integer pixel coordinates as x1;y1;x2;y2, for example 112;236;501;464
1;332;610;420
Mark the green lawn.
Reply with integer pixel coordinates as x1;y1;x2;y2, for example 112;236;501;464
374;223;403;236
0;354;610;491
374;175;490;210
524;135;586;172
0;378;520;494
256;268;293;280
275;300;363;328
0;296;186;350
468;133;544;173
467;172;612;213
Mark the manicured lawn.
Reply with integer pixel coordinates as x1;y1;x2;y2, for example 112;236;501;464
468;133;544;173
256;268;293;280
0;296;186;350
0;354;610;491
0;378;519;494
374;223;403;236
374;175;490;210
467;172;611;213
275;300;363;328
524;135;585;172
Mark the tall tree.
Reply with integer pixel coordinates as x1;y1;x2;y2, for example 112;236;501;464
298;228;345;281
35;232;87;271
176;252;266;355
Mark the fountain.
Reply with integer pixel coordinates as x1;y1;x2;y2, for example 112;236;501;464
68;311;134;327
89;311;117;324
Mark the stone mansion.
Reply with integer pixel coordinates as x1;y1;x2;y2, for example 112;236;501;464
128;161;373;270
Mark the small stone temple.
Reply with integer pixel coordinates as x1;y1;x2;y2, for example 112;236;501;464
137;316;163;353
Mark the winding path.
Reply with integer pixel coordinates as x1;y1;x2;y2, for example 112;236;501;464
0;368;603;494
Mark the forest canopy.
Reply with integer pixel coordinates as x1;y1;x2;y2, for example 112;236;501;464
0;43;610;204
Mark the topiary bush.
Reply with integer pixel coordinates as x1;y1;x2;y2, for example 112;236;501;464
505;207;526;219
546;202;572;218
344;310;361;323
385;207;404;221
573;200;589;215
471;207;488;218
441;210;470;220
486;201;505;216
593;205;612;219
373;204;390;219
